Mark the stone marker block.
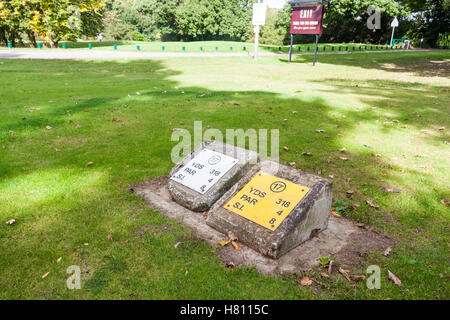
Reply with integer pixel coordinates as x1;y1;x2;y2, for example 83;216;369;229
168;140;259;212
206;160;332;259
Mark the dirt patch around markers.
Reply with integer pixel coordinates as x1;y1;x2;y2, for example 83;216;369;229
131;177;393;275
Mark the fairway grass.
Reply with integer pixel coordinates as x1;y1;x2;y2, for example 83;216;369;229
0;51;449;299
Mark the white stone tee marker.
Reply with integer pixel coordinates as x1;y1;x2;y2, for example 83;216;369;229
170;148;239;194
168;140;259;212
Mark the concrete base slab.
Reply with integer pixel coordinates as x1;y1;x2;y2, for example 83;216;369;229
132;177;392;275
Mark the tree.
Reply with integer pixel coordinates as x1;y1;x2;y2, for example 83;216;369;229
0;0;105;47
403;0;450;47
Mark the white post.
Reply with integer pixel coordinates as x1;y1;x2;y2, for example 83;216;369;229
390;26;395;47
254;25;259;61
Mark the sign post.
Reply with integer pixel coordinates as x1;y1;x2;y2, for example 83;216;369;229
289;3;324;66
252;1;267;61
390;17;399;47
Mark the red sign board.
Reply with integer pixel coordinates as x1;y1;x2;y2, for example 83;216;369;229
290;5;324;35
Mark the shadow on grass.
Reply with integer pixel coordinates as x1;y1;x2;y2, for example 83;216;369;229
0;57;448;299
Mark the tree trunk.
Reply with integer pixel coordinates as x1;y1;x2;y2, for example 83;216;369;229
16;32;25;47
27;31;37;48
0;29;7;46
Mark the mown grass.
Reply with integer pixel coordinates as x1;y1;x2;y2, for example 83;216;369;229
0;50;449;299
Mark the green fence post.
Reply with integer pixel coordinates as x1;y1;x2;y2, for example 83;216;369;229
331;46;334;51
230;46;233;51
62;43;66;49
215;47;218;51
278;46;281;51
137;45;140;51
182;46;185;52
339;46;341;51
8;42;12;48
88;43;92;50
307;46;310;51
162;45;165;51
113;44;117;50
298;46;301;51
243;46;246;51
37;43;42;49
200;46;203;52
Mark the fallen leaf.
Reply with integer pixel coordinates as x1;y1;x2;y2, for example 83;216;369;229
45;126;52;130
227;231;238;241
339;156;349;161
339;268;352;281
316;129;325;133
86;161;94;167
321;273;329;278
57;257;62;263
174;241;181;248
438;127;445;131
384;247;392;257
9;131;16;136
107;234;113;241
299;276;313;286
295;90;303;93
75;124;82;129
231;241;242;251
366;200;380;208
202;211;208;218
330;210;342;218
302;152;312;156
346;189;354;195
289;162;297;169
441;199;449;207
388;270;402;286
283;146;289;152
350;275;366;281
55;148;61;152
42;272;50;279
381;172;389;176
219;239;231;247
328;260;334;274
339;148;347;152
5;219;16;225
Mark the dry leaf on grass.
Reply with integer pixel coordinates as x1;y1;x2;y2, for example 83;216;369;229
366;200;380;208
42;272;50;279
299;276;313;286
384;247;392;257
45;126;52;130
388;270;402;286
339;148;347;152
57;257;62;263
283;146;289;152
289;162;297;169
5;219;16;225
328;260;334;274
107;234;113;241
441;199;449;207
339;268;352;281
86;161;94;167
